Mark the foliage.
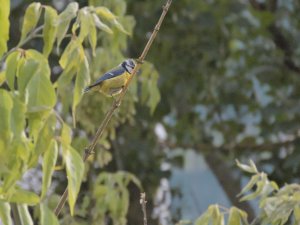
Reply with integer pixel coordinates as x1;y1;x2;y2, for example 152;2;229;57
1;0;300;224
193;160;300;225
0;0;160;224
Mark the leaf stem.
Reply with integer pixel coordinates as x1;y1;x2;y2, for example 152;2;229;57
0;25;44;63
54;0;173;216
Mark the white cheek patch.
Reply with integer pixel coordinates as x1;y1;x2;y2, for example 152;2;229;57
126;65;134;74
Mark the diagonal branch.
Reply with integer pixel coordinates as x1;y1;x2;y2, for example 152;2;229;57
54;0;173;216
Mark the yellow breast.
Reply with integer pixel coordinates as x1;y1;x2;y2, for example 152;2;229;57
99;72;131;96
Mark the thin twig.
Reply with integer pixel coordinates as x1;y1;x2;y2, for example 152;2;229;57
0;26;44;64
54;0;173;216
140;192;148;225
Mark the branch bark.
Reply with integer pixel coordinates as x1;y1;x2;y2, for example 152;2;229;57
140;193;148;225
54;0;173;216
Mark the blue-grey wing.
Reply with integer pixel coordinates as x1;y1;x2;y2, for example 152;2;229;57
89;67;125;88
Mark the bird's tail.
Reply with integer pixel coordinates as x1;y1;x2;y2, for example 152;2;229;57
83;86;91;93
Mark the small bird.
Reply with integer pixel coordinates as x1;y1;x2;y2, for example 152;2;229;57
84;59;136;97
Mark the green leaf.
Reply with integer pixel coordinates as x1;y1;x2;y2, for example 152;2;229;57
228;207;242;225
239;174;260;196
43;6;58;57
73;56;90;127
123;172;143;190
294;205;300;223
195;206;213;225
236;160;258;174
28;114;56;167
9;189;40;205
17;58;39;99
211;205;223;225
18;204;34;225
0;200;12;225
11;96;26;138
2;159;23;192
59;39;83;69
140;62;161;113
88;14;97;56
148;69;161;113
113;19;129;35
77;8;90;43
64;146;84;216
26;70;56;113
93;14;113;34
40;203;59;225
95;7;117;20
61;122;72;147
5;51;20;90
0;0;10;58
20;2;42;42
0;90;12;149
0;70;5;86
240;180;264;201
56;2;79;49
26;49;51;77
41;140;58;198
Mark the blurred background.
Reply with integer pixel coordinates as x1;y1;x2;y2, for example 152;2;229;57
7;0;300;224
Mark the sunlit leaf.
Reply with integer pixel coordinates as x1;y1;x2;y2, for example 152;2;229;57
113;19;129;35
40;203;59;225
239;174;260;196
61;122;72;147
28;114;56;167
56;2;79;49
0;200;12;225
26;69;56;113
73;56;90;127
2;159;23;192
77;8;90;43
41;140;58;198
9;189;40;205
195;206;213;225
59;39;83;69
211;205;223;225
26;49;51;77
0;71;5;86
236;160;258;174
228;207;242;225
88;13;97;55
95;7;117;20
17;58;39;99
294;205;300;223
0;0;10;58
5;51;20;90
20;2;42;42
0;90;12;149
93;14;113;34
64;146;84;215
11;96;26;138
240;180;264;201
18;204;34;225
43;6;58;57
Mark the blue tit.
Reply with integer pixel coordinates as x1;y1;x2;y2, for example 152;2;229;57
84;59;136;97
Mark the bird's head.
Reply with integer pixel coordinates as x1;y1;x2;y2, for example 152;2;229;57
121;59;136;74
